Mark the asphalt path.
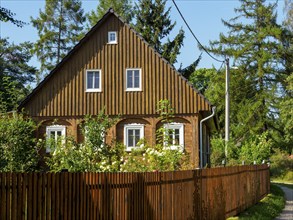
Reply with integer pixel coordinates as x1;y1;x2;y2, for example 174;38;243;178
275;185;293;220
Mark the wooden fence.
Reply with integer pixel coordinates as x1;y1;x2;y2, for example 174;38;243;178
0;165;270;220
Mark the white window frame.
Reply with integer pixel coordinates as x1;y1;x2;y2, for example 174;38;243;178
108;31;117;44
85;69;102;92
164;123;184;150
124;124;144;151
125;68;142;91
46;125;66;153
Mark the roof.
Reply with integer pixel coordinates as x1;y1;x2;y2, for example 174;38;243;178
18;8;212;111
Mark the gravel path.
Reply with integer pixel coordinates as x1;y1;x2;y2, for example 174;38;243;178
275;185;293;220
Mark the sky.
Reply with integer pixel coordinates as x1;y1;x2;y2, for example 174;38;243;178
0;0;287;75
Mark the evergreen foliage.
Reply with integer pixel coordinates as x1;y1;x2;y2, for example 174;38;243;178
0;38;36;113
87;0;133;27
0;7;25;27
134;0;184;65
31;0;86;80
178;54;202;80
203;0;290;150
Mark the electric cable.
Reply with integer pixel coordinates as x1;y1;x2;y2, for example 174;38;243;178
171;0;225;63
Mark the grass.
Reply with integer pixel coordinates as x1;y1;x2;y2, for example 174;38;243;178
272;182;293;189
227;184;285;220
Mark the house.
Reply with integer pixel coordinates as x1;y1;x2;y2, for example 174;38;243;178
18;9;216;168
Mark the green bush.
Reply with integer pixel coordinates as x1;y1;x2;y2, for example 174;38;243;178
270;149;293;182
46;112;124;172
238;132;272;164
120;140;190;172
0;113;40;172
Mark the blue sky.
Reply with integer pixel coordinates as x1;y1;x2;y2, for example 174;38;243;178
0;0;286;72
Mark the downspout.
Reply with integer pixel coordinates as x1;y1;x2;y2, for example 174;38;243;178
200;106;216;169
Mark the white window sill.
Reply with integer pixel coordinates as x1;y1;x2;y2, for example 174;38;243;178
107;42;117;44
125;146;142;152
125;88;142;92
85;89;102;93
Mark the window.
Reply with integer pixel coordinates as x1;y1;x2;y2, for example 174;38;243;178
86;70;101;92
108;31;117;44
164;123;184;150
126;69;142;91
124;124;144;151
46;125;66;152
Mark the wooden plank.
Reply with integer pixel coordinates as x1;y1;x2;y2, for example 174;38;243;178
11;173;17;220
1;173;7;220
46;173;51;220
37;173;42;220
17;174;23;220
68;173;72;220
64;172;68;220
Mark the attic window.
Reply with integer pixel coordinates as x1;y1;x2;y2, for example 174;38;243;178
108;31;117;44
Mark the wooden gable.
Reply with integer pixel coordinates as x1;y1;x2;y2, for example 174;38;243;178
19;10;211;117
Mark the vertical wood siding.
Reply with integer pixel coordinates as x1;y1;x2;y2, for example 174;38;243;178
23;14;211;117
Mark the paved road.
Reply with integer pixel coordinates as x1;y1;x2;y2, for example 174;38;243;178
275;185;293;220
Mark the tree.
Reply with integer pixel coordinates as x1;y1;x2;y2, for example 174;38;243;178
134;0;184;65
178;54;202;80
87;0;133;27
31;0;86;79
284;0;293;31
0;114;40;172
276;0;293;153
0;7;25;27
0;38;36;112
206;0;288;144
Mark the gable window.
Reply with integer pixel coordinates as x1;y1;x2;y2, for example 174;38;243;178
46;125;66;153
108;31;117;44
124;124;144;151
126;68;142;91
86;70;101;92
164;123;184;150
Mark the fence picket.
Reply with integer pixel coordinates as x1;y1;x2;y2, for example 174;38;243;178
0;165;269;219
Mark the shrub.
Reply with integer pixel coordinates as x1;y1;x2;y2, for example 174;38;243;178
46;112;123;172
0;113;40;172
120;140;190;172
270;148;293;181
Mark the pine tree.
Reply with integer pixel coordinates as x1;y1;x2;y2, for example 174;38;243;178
278;0;293;152
31;0;86;80
0;7;25;27
134;0;184;65
0;38;36;112
284;0;293;31
87;0;133;27
206;0;287;141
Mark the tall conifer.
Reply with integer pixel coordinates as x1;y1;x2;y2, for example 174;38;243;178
87;0;133;27
206;0;287;141
31;0;85;80
134;0;184;65
0;38;36;112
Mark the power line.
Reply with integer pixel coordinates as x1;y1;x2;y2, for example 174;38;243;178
171;0;224;63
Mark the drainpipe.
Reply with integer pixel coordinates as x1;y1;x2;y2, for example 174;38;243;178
200;106;216;169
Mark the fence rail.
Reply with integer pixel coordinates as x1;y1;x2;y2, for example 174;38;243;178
0;165;270;220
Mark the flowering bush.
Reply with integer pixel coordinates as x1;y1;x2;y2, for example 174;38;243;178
46;100;190;172
120;100;190;172
120;142;189;172
46;111;125;172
